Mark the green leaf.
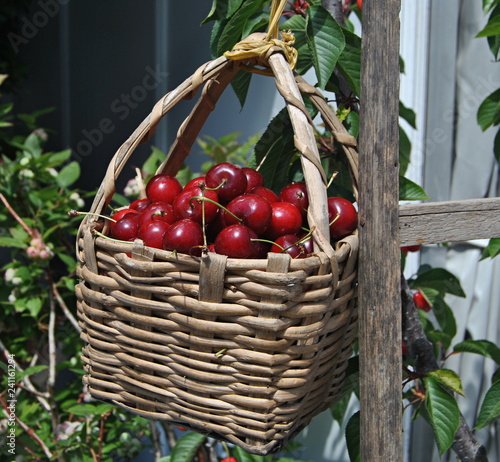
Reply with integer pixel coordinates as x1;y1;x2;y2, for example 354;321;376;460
47;149;73;167
231;69;253;109
202;0;245;24
306;6;345;89
481;237;500;260
25;298;43;317
142;146;166;175
336;28;361;96
400;101;417;129
0;237;27;249
399;176;430;201
17;365;48;381
399;126;412;176
476;13;500;37
63;403;110;417
411;267;466;297
424;377;460;456
253;107;296;191
170;432;207;462
345;411;360;462
477;88;500;131
216;0;266;57
453;339;500;364
56;161;81;188
494;127;500;165
475;380;500;429
483;0;498;14
427;369;464;396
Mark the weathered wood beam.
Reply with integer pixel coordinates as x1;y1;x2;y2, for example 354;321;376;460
399;197;500;245
358;1;403;461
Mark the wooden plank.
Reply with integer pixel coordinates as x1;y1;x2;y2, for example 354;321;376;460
399;197;500;245
357;1;403;461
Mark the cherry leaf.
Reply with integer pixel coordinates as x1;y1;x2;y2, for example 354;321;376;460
170;432;207;462
424;377;460;456
475;380;500;429
345;411;361;462
453;339;500;365
305;5;345;89
427;369;464;396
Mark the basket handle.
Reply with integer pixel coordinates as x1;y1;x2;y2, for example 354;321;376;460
82;56;235;223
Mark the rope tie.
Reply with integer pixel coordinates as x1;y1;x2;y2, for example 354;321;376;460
224;0;297;75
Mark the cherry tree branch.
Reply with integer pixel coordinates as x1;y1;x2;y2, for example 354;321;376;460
401;272;488;462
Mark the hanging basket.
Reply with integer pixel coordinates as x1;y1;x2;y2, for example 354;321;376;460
75;42;359;455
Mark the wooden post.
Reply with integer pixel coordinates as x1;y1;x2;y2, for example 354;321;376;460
358;1;403;461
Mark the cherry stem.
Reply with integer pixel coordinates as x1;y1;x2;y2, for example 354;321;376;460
0;192;38;239
251;238;284;251
204;178;227;192
329;213;340;227
326;171;339;189
191;196;242;223
68;210;117;223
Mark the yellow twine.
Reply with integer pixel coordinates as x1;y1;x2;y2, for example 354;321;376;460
223;0;298;75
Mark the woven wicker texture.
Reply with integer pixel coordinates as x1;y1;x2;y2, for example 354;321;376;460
76;46;359;454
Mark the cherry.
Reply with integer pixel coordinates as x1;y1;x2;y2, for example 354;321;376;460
205;162;247;204
222;193;272;236
138;202;176;227
270;234;308;258
357;0;362;11
402;341;409;356
129;198;151;212
221;457;238;462
265;202;303;240
138;220;170;249
109;208;140;234
242;167;264;192
327;197;357;240
214;224;259;259
279;181;309;218
249;186;279;204
146;174;182;204
110;213;140;241
401;245;421;254
163;219;204;256
298;232;314;255
173;186;219;224
413;291;431;312
184;176;206;190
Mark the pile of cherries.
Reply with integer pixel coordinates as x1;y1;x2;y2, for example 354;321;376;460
106;162;358;259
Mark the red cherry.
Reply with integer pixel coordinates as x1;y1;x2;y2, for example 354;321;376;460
401;245;422;254
413;291;431;312
184;176;206;190
223;193;272;236
402;341;409;356
138;202;176;227
214;224;259;259
271;234;303;258
163;219;204;256
221;458;238;462
241;167;264;192
173;187;219;224
129;198;151;212
110;213;140;241
249;186;279;204
205;162;247;204
266;202;303;240
138;220;170;249
327;197;357;240
279;182;309;218
146;174;182;204
110;208;139;223
357;0;362;11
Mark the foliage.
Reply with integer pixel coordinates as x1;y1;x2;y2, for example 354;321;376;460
0;76;152;461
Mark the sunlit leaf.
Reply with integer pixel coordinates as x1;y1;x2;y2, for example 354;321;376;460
399;176;430;201
427;369;464;396
453;339;500;364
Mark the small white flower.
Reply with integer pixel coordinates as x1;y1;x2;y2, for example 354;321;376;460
46;167;58;177
11;277;22;286
123;178;140;197
56;421;83;441
20;169;35;179
69;192;85;208
8;293;16;303
4;268;16;282
19;156;30;166
33;128;48;141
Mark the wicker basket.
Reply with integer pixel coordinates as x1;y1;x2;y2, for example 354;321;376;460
76;47;359;455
